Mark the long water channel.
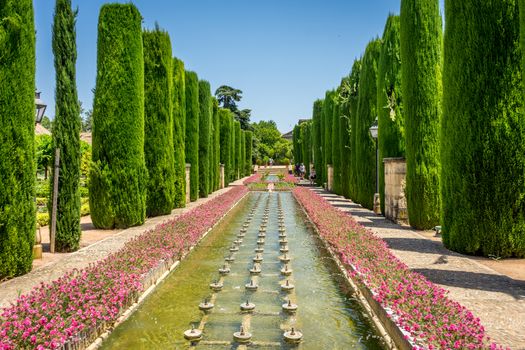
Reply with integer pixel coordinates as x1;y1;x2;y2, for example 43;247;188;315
102;192;384;349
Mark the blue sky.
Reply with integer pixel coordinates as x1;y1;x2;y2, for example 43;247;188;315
34;0;444;133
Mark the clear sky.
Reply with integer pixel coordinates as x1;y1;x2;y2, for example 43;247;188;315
34;0;444;133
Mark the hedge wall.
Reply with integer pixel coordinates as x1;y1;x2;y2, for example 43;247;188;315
332;88;342;194
338;77;351;198
172;58;186;208
377;15;405;214
212;98;220;191
184;71;199;201
312;100;324;186
234;120;241;179
245;131;253;176
240;130;246;178
230;117;236;181
0;0;36;278
400;0;442;229
293;124;301;165
442;0;525;257
301;121;312;178
90;4;146;229
355;39;381;209
322;90;335;177
143;28;175;216
50;0;81;251
219;109;232;185
198;80;211;197
349;59;362;201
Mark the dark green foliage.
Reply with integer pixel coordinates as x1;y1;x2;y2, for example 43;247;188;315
143;28;175;216
234;121;242;179
442;0;525;257
184;71;199;201
400;0;442;229
378;15;405;214
322;91;335;178
172;58;186;208
212;98;220;191
245;131;253;175
355;39;381;210
240;130;246;178
230;117;236;181
332;91;342;194
0;0;36;278
312;100;324;186
301;122;312;178
50;0;81;251
293;125;301;164
349;59;362;201
219;109;232;185
338;77;351;198
198;80;211;197
90;4;147;229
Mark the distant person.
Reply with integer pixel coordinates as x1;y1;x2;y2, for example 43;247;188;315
299;163;306;179
309;167;316;185
269;158;274;167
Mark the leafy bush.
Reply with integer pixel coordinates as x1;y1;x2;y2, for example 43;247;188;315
36;213;50;228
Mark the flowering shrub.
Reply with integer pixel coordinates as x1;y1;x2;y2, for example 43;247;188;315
0;186;247;350
293;187;507;350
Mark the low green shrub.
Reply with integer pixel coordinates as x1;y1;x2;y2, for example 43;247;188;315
80;203;90;216
37;213;49;227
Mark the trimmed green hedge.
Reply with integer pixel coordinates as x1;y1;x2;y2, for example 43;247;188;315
240;130;246;178
322;90;335;179
90;3;147;229
400;0;442;229
355;39;381;210
312;100;324;186
377;15;405;214
198;80;211;197
51;0;81;251
301;121;312;178
143;28;175;216
442;0;525;257
184;71;199;201
0;0;36;278
212;98;220;191
293;124;301;165
338;77;351;198
219;109;232;185
172;58;186;208
332;88;342;193
245;131;253;176
234;120;241;179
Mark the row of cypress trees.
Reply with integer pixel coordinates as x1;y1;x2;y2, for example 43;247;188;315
90;4;253;230
293;0;525;258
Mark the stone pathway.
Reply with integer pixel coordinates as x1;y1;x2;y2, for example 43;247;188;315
0;180;247;309
308;187;525;349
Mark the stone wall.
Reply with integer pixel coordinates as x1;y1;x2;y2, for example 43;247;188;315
383;158;408;224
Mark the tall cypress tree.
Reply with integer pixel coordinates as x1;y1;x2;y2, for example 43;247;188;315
90;4;146;229
245;131;253;175
198;80;211;197
293;124;302;164
355;39;381;209
50;0;81;251
442;0;525;257
220;109;232;186
312;100;324;186
0;0;36;277
378;15;405;214
332;91;342;193
301;122;311;178
400;0;442;229
230;117;236;181
172;58;186;208
240;130;246;178
323;91;334;178
212;98;220;191
234;121;241;179
143;28;175;216
349;59;362;201
184;71;199;201
338;77;351;198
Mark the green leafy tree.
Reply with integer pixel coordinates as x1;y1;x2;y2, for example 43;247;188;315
41;116;52;131
215;85;242;110
185;71;199;201
355;39;381;210
312;100;324;185
172;58;186;207
50;0;81;251
90;4;147;229
36;135;53;179
443;0;525;257
198;80;211;197
378;15;405;214
400;0;442;229
143;28;175;216
219;109;233;185
0;0;36;278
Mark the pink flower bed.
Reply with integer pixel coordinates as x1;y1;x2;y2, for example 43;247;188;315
243;173;262;184
284;173;299;184
293;187;507;350
0;186;247;350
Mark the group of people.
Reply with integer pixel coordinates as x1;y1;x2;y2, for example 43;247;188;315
294;163;316;184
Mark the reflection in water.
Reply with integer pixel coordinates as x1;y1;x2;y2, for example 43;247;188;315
101;193;384;349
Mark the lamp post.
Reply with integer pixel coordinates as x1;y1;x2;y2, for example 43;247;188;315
35;90;47;124
369;119;380;214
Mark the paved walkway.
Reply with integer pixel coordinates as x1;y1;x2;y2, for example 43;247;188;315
0;180;247;309
309;187;525;349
